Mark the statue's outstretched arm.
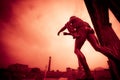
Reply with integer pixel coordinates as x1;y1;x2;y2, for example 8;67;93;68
57;22;71;36
57;26;66;36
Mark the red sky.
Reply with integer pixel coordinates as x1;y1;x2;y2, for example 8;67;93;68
0;0;120;71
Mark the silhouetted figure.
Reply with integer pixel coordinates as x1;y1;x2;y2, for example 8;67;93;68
57;16;120;80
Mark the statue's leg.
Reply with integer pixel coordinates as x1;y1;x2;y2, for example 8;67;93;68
87;33;120;62
74;37;94;79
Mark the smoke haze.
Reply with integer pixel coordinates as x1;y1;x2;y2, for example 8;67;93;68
0;0;120;71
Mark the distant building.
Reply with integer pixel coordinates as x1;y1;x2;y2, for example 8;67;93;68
7;63;43;80
8;63;29;73
92;68;111;80
65;67;111;80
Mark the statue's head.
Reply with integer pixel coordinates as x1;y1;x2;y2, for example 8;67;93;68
69;16;83;24
70;16;77;20
69;16;79;23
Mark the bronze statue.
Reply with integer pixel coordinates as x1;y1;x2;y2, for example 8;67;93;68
57;16;120;80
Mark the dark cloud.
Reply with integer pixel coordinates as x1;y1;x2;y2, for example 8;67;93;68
0;0;16;22
0;41;12;67
0;0;22;67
